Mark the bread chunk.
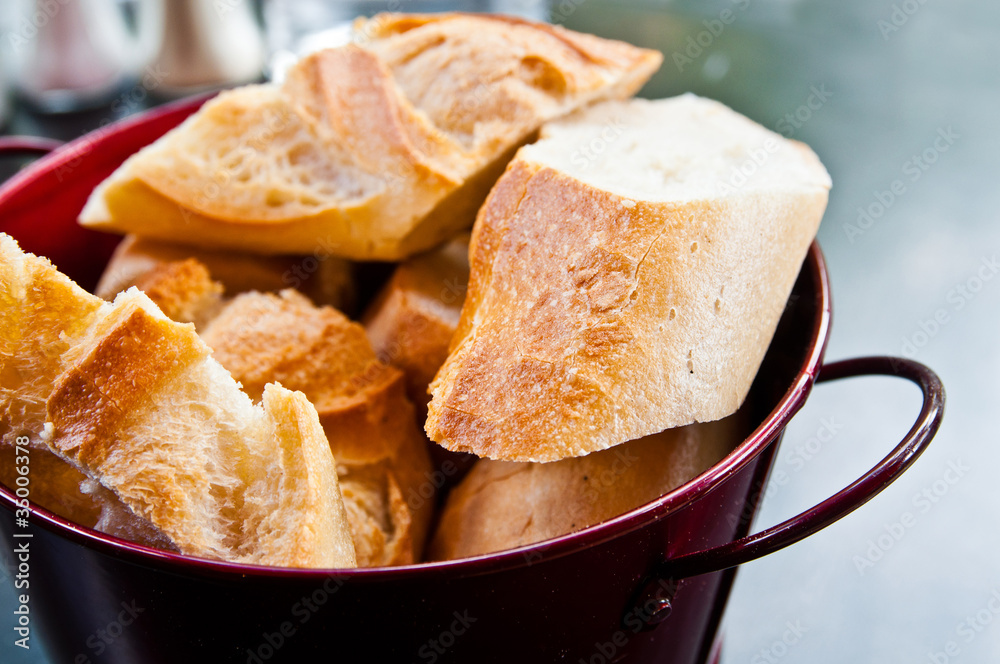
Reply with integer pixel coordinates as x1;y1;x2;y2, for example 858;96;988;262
427;95;831;461
363;234;470;417
1;234;107;525
79;14;662;260
202;290;435;566
430;415;743;560
124;258;224;328
0;234;356;568
96;234;355;314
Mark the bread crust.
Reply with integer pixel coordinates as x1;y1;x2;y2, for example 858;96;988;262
129;258;224;327
426;97;830;462
47;298;208;469
430;415;744;560
1;235;109;524
43;292;357;567
95;235;355;313
0;234;357;568
363;234;470;416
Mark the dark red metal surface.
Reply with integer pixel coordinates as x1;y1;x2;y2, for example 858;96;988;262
0;99;944;664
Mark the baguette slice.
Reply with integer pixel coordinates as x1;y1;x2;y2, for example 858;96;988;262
362;233;470;417
79;14;662;260
0;236;103;438
114;257;225;328
201;290;434;566
427;95;831;462
95;235;355;314
1;234;106;525
0;234;356;568
430;414;743;560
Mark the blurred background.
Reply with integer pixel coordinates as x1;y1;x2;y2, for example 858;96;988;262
1;1;998;662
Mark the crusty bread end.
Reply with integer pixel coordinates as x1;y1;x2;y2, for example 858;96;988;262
202;290;434;566
427;95;830;462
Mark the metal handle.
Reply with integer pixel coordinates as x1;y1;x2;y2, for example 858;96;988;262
0;136;64;158
0;136;63;156
630;356;944;627
0;136;63;159
0;137;62;184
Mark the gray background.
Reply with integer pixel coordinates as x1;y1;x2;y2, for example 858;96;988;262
2;0;998;662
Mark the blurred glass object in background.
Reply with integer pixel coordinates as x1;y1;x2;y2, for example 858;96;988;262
1;0;268;112
0;51;9;128
142;0;267;98
0;0;551;121
7;0;137;113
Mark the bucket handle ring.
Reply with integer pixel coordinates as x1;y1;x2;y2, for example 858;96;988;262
629;356;944;628
0;136;63;157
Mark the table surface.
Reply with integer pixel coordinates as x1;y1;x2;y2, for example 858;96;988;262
2;1;998;662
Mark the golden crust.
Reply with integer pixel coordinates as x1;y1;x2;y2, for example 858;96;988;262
0;235;108;524
426;101;829;462
202;290;395;414
283;45;471;186
95;235;355;313
44;293;357;568
0;234;356;568
130;258;224;326
0;237;105;430
360;13;663;154
47;299;208;469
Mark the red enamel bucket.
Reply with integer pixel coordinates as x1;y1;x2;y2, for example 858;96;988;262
0;97;943;664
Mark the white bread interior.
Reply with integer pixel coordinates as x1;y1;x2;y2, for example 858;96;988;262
426;95;831;462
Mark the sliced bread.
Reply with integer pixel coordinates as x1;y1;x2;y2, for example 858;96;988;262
430;414;743;560
95;234;355;314
426;95;831;462
78;13;662;260
362;233;470;418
